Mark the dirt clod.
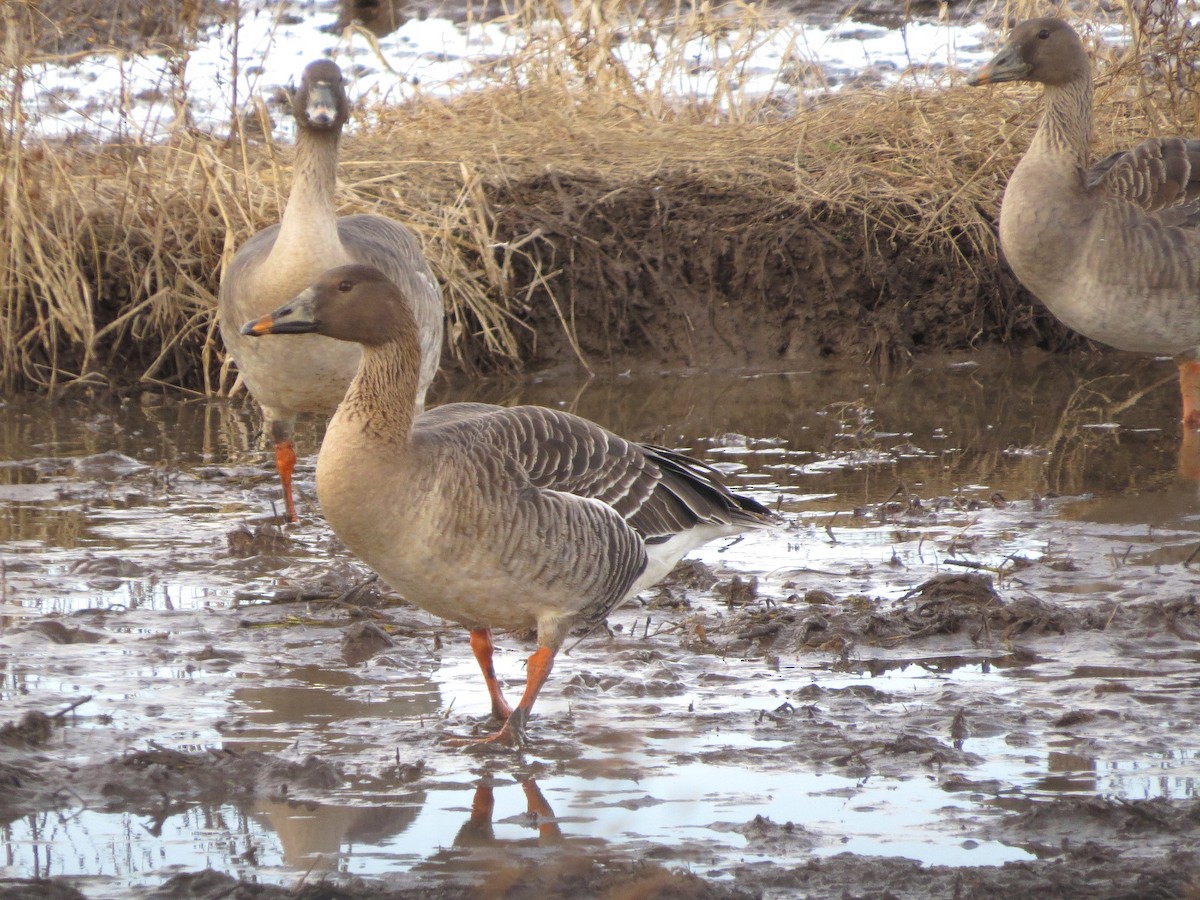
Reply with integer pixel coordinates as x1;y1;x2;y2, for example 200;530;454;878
341;620;395;664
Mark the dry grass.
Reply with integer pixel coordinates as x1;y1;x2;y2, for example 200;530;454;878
1;0;1199;394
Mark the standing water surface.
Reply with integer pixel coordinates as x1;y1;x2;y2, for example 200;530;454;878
2;350;1200;896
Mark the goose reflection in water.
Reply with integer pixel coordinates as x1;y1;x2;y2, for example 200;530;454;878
253;796;426;871
253;775;605;879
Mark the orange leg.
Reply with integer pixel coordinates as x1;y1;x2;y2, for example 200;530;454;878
450;645;556;749
1179;360;1200;430
1180;427;1200;481
469;628;513;722
274;439;299;523
488;646;556;747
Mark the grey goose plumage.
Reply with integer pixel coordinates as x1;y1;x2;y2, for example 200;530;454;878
242;264;779;746
219;59;444;521
968;18;1200;427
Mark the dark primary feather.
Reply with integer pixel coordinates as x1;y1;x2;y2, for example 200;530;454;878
634;444;776;541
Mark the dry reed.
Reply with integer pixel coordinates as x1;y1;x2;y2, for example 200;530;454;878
1;0;1198;394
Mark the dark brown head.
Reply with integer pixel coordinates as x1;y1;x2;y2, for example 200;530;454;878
241;264;413;347
967;18;1089;88
293;59;350;131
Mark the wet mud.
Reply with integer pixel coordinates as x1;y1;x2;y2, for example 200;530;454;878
4;352;1200;898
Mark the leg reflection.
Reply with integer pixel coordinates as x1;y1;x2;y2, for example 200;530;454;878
453;775;562;848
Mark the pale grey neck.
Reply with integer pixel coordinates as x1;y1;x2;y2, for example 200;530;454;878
339;341;418;444
1032;75;1093;169
274;128;343;254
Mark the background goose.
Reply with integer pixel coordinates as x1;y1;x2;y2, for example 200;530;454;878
219;59;444;522
968;18;1200;429
242;264;780;747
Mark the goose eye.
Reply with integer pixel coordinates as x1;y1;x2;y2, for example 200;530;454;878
338;280;353;293
1037;28;1050;39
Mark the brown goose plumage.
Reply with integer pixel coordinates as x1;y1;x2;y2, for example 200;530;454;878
242;264;779;746
219;59;443;522
969;18;1200;427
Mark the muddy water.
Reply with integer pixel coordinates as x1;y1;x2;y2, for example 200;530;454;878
3;349;1200;897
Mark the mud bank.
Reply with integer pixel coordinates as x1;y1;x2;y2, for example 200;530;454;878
484;167;1072;374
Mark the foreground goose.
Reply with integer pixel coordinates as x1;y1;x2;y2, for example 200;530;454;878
968;18;1200;427
219;59;444;522
242;264;779;746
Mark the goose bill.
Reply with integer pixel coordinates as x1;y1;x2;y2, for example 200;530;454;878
966;46;1030;86
241;291;320;336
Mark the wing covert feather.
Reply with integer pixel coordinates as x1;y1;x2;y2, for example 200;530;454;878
1089;138;1200;226
416;404;775;544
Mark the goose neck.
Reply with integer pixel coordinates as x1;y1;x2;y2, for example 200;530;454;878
1033;76;1093;170
276;128;341;249
339;341;418;444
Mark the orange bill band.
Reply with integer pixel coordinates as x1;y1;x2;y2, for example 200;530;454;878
970;66;993;85
241;314;276;336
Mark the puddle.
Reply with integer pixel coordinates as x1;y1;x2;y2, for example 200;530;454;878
4;350;1200;896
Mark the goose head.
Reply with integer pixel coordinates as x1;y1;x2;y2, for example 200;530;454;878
241;264;411;348
967;18;1089;88
294;59;350;131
